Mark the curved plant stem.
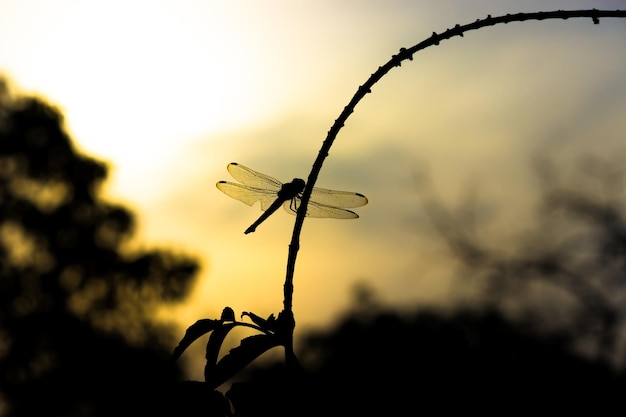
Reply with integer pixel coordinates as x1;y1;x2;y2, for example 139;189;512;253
281;8;626;368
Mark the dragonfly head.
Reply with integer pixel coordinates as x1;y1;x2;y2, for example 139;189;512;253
292;178;305;192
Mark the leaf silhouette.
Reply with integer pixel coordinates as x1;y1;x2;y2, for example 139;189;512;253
241;311;277;332
171;319;222;362
204;322;238;371
221;306;236;321
206;334;282;389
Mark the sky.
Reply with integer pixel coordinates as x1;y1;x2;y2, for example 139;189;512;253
1;0;625;378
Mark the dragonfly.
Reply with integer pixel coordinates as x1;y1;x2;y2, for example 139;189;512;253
216;162;368;234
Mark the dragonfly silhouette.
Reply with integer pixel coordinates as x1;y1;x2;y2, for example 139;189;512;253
217;162;368;234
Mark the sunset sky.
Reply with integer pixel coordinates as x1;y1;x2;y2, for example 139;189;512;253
1;0;625;378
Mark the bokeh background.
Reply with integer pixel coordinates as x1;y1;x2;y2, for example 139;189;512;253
1;0;625;382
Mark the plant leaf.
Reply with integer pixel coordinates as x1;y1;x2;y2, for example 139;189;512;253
204;322;238;375
241;311;276;331
171;319;221;362
221;306;236;321
206;334;282;389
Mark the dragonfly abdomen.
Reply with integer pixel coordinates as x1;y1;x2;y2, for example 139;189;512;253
244;197;287;234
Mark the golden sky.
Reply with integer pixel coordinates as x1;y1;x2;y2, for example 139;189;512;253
1;1;625;378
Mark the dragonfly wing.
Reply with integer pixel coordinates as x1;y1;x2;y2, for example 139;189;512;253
310;187;368;208
219;163;366;220
285;198;359;219
217;181;279;210
226;162;282;191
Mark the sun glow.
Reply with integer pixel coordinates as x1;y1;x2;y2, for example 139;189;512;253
0;1;277;202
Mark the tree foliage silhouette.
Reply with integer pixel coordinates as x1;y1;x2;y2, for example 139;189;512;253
235;287;626;416
0;77;200;417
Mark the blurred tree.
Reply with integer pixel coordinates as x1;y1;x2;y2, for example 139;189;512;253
0;77;199;416
418;154;626;368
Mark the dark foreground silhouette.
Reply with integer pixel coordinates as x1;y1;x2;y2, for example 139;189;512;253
213;304;624;416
